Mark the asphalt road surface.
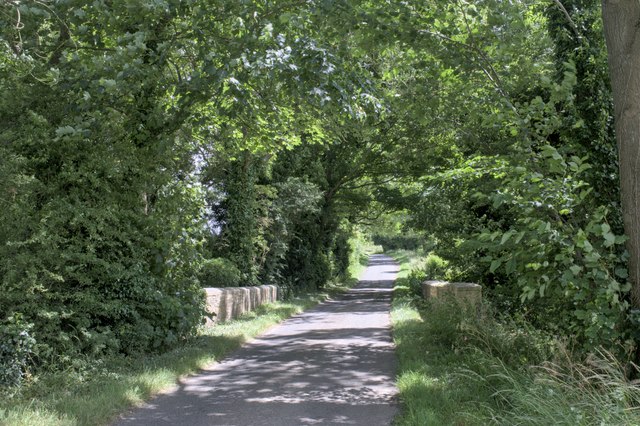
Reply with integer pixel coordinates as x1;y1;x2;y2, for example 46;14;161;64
114;254;400;426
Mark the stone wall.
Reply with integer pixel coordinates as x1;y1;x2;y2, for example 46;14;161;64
204;285;279;324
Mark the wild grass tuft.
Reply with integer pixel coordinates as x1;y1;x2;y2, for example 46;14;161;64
479;348;640;425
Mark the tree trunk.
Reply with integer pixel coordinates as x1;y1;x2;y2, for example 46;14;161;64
601;1;640;306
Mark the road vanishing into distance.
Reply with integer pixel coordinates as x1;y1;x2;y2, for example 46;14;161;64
115;254;400;426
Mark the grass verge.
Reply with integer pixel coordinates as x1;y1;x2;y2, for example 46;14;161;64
0;294;327;426
389;248;483;424
391;297;489;425
386;249;426;279
390;250;640;425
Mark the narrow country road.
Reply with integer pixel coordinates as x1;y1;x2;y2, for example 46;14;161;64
114;254;400;426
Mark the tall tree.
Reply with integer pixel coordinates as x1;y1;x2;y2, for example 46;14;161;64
601;1;640;307
0;0;380;367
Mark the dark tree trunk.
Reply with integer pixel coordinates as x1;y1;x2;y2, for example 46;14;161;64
601;1;640;306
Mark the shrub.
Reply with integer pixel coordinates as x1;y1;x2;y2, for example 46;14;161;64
423;254;449;281
198;258;242;288
396;253;451;297
403;269;427;297
0;315;35;387
332;229;352;277
307;251;332;290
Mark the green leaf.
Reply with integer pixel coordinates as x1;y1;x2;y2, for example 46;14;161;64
579;188;593;200
615;235;628;244
603;232;615;247
608;280;620;292
500;230;515;245
279;13;292;24
521;287;536;302
615;268;629;279
100;79;117;89
514;231;525;244
569;265;581;275
55;126;76;137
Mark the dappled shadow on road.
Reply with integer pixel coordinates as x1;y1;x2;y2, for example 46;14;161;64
364;254;397;267
115;255;400;426
117;329;396;423
359;255;400;288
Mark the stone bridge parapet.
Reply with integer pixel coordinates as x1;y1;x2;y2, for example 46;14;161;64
204;285;279;324
421;280;482;306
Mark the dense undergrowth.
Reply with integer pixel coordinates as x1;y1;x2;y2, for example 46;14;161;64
390;250;640;425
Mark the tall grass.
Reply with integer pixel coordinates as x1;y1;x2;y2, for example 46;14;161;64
391;250;640;426
481;349;640;425
393;295;640;425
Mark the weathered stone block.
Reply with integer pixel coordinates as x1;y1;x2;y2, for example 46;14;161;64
421;281;482;306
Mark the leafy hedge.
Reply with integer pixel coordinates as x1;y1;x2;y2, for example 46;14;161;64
198;258;242;288
0;316;35;387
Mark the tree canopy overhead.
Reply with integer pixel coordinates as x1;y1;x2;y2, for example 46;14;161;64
1;0;638;382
